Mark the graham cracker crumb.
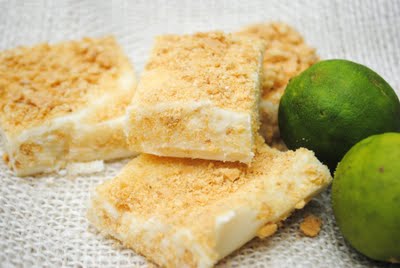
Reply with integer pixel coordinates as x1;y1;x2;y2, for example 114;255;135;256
257;223;278;239
0;36;133;134
294;200;306;209
136;31;265;112
237;22;318;103
300;214;322;237
99;154;252;225
2;153;9;164
97;140;331;229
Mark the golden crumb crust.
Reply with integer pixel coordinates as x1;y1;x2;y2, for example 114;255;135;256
97;141;329;226
135;31;265;112
0;36;133;134
237;22;318;145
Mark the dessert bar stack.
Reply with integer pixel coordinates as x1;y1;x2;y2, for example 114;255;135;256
88;31;331;267
0;23;330;268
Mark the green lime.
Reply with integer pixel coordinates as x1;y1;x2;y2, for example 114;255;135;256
278;59;400;169
332;132;400;263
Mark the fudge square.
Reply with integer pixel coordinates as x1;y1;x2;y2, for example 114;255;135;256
126;32;265;163
0;37;137;176
88;139;331;268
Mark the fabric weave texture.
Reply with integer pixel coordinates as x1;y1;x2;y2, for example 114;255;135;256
0;0;399;267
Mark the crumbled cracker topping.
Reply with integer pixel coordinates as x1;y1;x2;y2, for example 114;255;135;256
135;32;265;112
97;138;330;228
257;223;278;239
99;153;252;224
300;214;322;237
0;36;132;133
237;22;318;101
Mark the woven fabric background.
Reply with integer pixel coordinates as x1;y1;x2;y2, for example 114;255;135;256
0;0;399;267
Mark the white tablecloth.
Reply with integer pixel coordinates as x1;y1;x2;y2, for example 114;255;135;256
0;0;398;267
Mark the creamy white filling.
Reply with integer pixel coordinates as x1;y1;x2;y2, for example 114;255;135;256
215;208;261;259
127;100;254;162
206;107;251;135
121;206;216;268
99;201;262;268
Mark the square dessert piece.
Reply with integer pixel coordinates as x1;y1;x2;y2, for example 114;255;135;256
0;36;137;176
236;22;318;148
125;32;265;163
88;139;331;268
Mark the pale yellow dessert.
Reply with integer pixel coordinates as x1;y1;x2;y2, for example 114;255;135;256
125;32;265;163
0;36;137;176
237;22;319;148
88;138;331;268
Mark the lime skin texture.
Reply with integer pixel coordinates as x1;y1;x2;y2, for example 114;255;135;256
278;59;400;170
332;132;400;263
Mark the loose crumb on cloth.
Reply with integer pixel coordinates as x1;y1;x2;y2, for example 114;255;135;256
257;223;278;239
300;214;322;237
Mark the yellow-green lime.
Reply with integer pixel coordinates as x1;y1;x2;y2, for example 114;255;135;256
278;59;400;169
332;132;400;263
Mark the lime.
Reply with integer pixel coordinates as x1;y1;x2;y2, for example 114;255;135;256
278;59;400;169
332;133;400;263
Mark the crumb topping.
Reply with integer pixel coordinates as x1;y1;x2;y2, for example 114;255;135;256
257;223;278;239
135;32;265;112
0;36;133;133
300;214;322;237
237;22;318;101
97;139;331;228
99;153;252;223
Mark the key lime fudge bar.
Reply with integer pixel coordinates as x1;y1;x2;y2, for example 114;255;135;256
0;37;137;176
88;138;331;267
125;32;265;163
237;22;318;148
